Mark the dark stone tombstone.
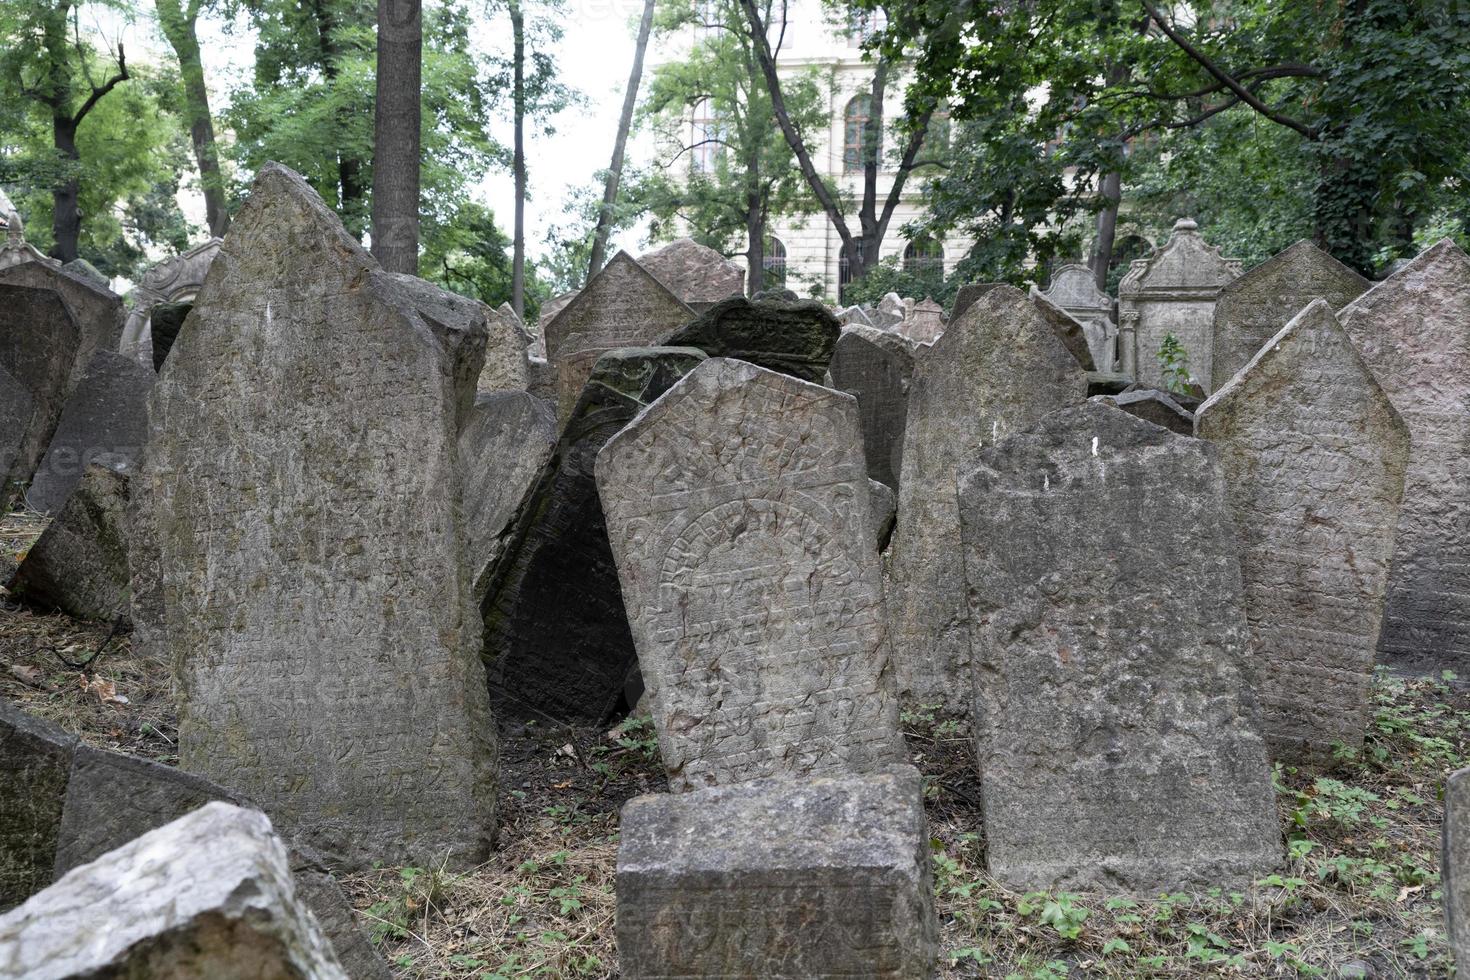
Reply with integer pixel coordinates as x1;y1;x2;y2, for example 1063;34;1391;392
660;296;840;383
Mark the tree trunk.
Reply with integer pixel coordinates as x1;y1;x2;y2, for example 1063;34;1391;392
156;0;228;237
1091;169;1121;293
745;167;765;295
587;0;656;283
51;116;82;263
370;0;422;273
510;0;526;315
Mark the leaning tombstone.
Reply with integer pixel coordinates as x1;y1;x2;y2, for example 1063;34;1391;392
0;802;347;980
27;350;154;513
1338;239;1470;674
0;285;81;490
958;402;1280;892
1042;263;1113;324
1447;766;1470;967
827;324;917;490
144;162;498;870
1030;288;1098;371
1117;218;1242;390
482;347;707;723
599;358;904;790
638;237;746;310
950;281;1003;322
458;391;558;600
875;291;906;328
6;464;132;623
118;238;220;366
1091;388;1194;436
1197;300;1408;761
544;251;693;419
887;286;1087;711
0;255;124;389
659;295;840;383
617;766;938;979
1210;240;1368;393
0;701;75;912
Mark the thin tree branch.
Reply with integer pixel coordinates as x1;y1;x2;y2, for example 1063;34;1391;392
71;43;128;126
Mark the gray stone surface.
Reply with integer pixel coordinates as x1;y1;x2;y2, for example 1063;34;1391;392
638;237;746;308
868;478;896;554
1118;218;1242;389
52;746;389;980
950;282;1003;322
544;251;693;419
482;347;707;723
0;284;80;491
1339;240;1470;674
119;238;220;366
957;403;1280;892
6;464;132;622
0;365;34;509
1197;301;1408;761
1042;263;1113;324
59;258;107;288
1446;766;1470;968
599;358;904;791
0;802;347;980
1030;288;1099;371
898;297;944;344
459;391;558;600
660;295;840;383
526;355;556;401
1210;240;1368;393
0;257;124;393
616;766;937;979
144;162;498;870
1092;388;1194;436
828;324;917;490
124;456;164;663
887;285;1088;711
27;350;154;513
476;303;533;394
0;701;74;912
382;271;490;429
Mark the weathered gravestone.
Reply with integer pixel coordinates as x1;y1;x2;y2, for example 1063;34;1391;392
1338;240;1470;674
1030;288;1098;371
544;251;693;420
1118;218;1242;390
482;347;707;723
1091;388;1194;436
0;702;74;912
27;350;154;513
1043;262;1113;323
477;303;533;394
827;324;917;490
0;285;80;490
598;358;904;790
0;803;347;980
639;237;746;309
958;403;1280;892
384;271;495;428
146;300;191;370
887;285;1088;711
950;282;1003;322
458;391;558;600
1210;240;1369;393
118;238;220;366
144;162;498;870
60;259;107;288
659;295;840;383
898;297;944;344
1196;300;1408;761
1447;766;1470;968
6;464;132;623
0;257;124;392
0;365;34;509
617;766;938;979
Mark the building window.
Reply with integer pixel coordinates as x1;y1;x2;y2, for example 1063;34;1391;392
903;237;944;277
691;98;721;174
846;8;885;43
843;95;876;173
762;236;787;286
838;238;866;301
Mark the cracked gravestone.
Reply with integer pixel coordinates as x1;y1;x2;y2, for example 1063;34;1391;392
827;325;917;491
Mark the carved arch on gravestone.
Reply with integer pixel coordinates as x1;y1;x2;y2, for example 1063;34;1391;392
119;238;222;366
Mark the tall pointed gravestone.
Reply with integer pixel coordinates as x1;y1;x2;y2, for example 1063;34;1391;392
1338;240;1470;674
1118;218;1242;391
544;251;694;420
1197;301;1408;761
144;163;498;870
958;403;1280;893
1210;240;1369;392
886;286;1088;711
598;358;905;791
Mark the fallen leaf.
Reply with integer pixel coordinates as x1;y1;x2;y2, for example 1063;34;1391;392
1398;884;1423;902
8;664;49;688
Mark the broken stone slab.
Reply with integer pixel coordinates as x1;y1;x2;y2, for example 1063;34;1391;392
145;162;498;870
0;701;75;912
6;463;132;623
887;285;1088;712
617;766;938;979
1446;765;1470;967
638;237;746;309
27;350;154;513
1210;239;1368;393
659;295;841;383
0;284;81;491
381;271;489;430
827;324;917;490
481;347;707;724
1197;300;1409;762
1085;370;1134;397
599;358;904;791
958;402;1280;893
1091;388;1194;436
59;259;107;289
1029;287;1098;371
835;305;874;328
0;802;348;980
459;391;558;601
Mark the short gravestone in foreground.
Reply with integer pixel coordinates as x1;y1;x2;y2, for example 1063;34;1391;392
887;285;1087;711
145;163;498;870
1197;300;1407;761
598;358;904;791
958;403;1279;892
0;803;347;980
617;766;938;978
827;325;917;490
1339;240;1470;674
0;702;74;912
1446;766;1470;967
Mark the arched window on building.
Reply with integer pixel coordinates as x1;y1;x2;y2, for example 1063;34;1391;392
838;238;867;301
843;95;877;173
690;98;721;174
762;236;787;287
903;236;945;277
